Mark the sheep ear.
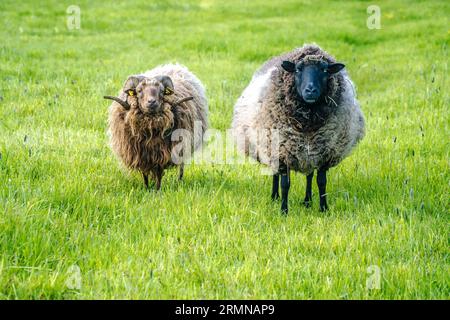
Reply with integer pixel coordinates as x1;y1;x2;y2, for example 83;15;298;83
327;63;345;74
156;76;174;95
123;75;145;96
281;61;296;73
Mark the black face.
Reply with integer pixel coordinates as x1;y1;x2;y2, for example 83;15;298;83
281;60;345;104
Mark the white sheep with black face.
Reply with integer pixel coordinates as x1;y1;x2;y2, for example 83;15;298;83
232;44;365;213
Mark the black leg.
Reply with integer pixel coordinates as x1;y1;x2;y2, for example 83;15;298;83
304;172;314;208
280;170;290;214
154;168;163;191
178;163;184;181
142;173;149;189
271;174;280;200
317;168;328;211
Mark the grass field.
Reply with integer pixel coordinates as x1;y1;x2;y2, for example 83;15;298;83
0;0;448;299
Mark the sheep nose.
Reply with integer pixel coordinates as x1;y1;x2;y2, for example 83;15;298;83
304;85;318;95
148;100;158;108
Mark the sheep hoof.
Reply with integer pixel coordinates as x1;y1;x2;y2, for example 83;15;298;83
319;203;328;212
271;193;280;201
281;204;288;214
303;197;312;208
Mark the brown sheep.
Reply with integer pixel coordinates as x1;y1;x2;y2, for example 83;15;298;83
106;64;208;190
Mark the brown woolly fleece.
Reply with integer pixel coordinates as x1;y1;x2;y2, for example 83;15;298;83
108;64;208;188
232;44;365;174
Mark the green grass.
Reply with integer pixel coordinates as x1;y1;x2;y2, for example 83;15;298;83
0;0;449;299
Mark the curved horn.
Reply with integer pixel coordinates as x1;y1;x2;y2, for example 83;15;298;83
174;96;194;105
162;96;194;106
103;96;130;110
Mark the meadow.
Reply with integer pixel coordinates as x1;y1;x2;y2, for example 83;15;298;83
0;0;448;299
